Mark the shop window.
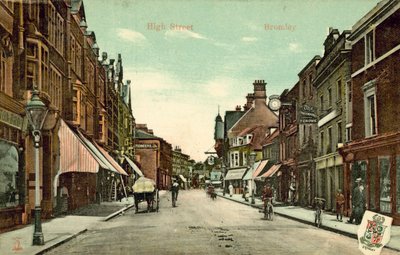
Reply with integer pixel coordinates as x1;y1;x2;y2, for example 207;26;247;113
0;140;20;208
351;161;367;190
396;156;400;213
369;158;377;210
379;157;391;213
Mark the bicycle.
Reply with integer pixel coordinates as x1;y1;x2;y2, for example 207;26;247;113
263;197;274;221
314;197;326;227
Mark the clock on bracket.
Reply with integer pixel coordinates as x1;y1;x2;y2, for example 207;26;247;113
268;95;281;111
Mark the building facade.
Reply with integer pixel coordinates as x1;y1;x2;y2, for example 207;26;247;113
340;0;400;225
313;29;351;211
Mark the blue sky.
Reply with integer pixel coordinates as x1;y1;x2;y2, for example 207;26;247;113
84;0;379;161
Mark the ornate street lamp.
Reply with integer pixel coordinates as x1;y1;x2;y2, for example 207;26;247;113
25;90;48;246
249;152;257;205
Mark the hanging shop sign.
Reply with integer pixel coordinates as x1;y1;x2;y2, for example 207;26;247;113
299;104;318;124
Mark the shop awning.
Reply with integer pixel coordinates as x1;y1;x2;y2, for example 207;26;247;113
224;168;247;181
242;161;261;180
58;120;99;174
257;164;282;180
92;141;128;176
58;119;127;175
179;175;187;182
124;156;144;177
252;160;269;178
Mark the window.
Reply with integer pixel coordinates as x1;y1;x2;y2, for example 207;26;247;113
308;74;313;97
320;95;324;112
319;132;324;155
365;31;374;65
26;40;48;90
363;81;377;137
346;80;352;125
76;44;82;77
337;79;342;101
302;80;306;99
0;50;7;93
49;66;62;111
327;127;332;153
346;126;352;142
242;152;247;166
369;158;377;210
379;157;391;213
70;36;76;71
337;122;342;144
72;88;80;122
303;125;306;144
0;140;20;209
328;87;332;108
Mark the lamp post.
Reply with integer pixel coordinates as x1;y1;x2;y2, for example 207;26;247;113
249;152;257;204
25;90;48;246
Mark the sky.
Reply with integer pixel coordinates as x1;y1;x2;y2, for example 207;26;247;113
83;0;379;162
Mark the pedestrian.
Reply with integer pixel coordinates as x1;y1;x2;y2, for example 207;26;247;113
228;183;234;197
335;189;345;222
170;179;179;207
347;178;366;225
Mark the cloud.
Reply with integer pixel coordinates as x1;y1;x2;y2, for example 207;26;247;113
241;37;258;42
124;68;179;91
288;42;302;53
116;28;146;43
165;30;207;40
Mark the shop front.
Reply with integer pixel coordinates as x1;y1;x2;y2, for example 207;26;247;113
340;132;400;225
314;153;344;211
0;103;25;230
225;168;247;194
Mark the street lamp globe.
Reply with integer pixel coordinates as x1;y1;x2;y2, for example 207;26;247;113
26;90;48;133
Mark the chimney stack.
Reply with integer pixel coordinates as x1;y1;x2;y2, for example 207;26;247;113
243;93;254;111
235;105;242;111
253;80;267;107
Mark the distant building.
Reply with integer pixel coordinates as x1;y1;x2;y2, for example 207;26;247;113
134;125;172;189
172;146;190;189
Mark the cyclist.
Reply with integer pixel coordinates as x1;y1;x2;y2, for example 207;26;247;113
262;183;274;219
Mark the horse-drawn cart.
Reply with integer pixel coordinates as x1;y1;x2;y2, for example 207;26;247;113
132;177;159;213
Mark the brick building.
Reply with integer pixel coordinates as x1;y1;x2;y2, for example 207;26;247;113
135;125;172;189
340;0;400;225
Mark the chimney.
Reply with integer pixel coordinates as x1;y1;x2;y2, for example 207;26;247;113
235;105;242;111
148;129;154;135
253;80;267;107
243;93;254;111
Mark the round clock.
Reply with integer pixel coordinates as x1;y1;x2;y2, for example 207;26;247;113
268;98;281;111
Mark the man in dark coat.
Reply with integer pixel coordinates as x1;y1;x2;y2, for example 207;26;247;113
347;178;366;224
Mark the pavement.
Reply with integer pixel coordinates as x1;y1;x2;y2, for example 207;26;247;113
217;192;400;252
0;196;137;255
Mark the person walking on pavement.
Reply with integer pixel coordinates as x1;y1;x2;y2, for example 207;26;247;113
335;189;345;222
170;179;179;207
229;183;234;197
347;178;366;224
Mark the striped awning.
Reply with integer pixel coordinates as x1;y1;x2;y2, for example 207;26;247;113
58;119;127;175
59;120;99;174
259;164;282;179
92;141;128;176
242;161;261;180
124;155;144;176
252;160;269;178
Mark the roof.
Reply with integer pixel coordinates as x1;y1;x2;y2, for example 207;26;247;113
135;129;159;139
224;111;245;133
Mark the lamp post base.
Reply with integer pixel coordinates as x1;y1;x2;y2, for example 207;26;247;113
32;207;44;245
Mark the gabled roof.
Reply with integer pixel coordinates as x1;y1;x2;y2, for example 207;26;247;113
224;110;245;134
